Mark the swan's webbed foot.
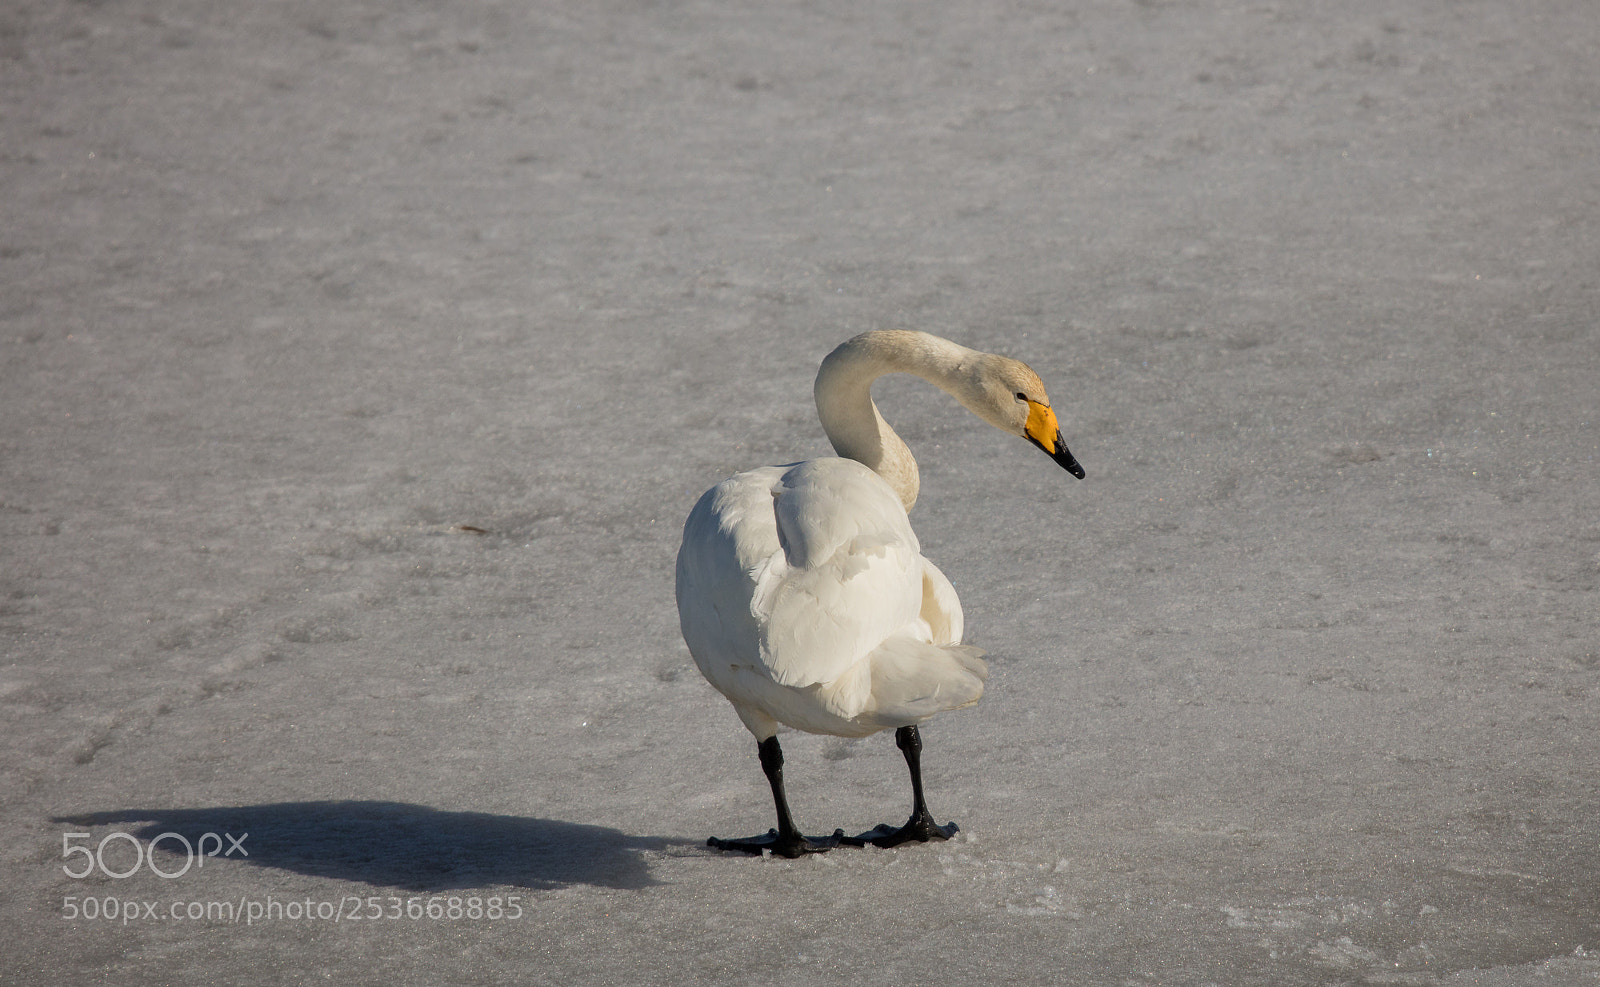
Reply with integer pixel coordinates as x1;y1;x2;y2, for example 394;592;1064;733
707;828;848;858
846;810;958;849
709;736;850;858
840;725;960;849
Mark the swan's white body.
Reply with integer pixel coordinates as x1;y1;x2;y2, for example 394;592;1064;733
676;456;987;741
676;330;1082;853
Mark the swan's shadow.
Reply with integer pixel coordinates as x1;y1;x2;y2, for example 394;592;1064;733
54;801;680;892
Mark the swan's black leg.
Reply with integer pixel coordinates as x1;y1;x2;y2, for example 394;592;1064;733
707;736;845;858
848;725;959;848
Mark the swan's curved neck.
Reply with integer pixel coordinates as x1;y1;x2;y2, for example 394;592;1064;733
813;331;986;512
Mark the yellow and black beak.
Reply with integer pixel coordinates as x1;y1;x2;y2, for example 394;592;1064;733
1024;400;1086;479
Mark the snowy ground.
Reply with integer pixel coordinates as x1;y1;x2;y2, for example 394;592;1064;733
3;0;1598;983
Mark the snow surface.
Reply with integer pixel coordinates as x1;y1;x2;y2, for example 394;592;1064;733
3;0;1597;984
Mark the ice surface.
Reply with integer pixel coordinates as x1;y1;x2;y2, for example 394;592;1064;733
2;0;1597;984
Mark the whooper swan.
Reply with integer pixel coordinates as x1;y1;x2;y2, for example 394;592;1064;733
675;330;1084;857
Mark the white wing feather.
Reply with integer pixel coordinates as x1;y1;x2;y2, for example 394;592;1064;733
760;459;921;690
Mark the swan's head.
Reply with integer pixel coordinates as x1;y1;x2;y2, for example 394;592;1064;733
968;355;1086;479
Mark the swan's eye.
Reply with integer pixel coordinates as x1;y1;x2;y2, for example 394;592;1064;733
1015;391;1028;402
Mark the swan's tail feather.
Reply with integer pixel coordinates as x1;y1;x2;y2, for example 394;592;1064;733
946;643;989;683
812;637;988;729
